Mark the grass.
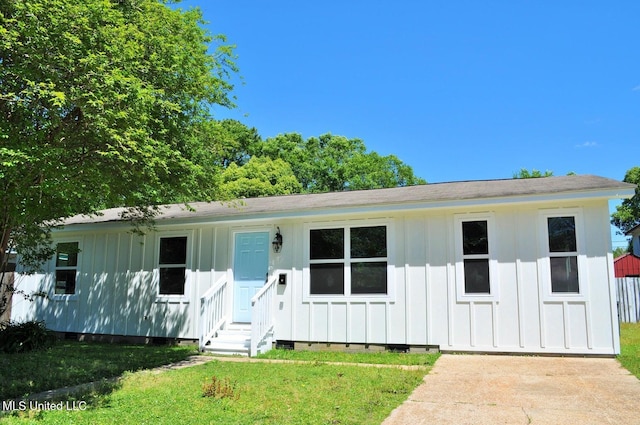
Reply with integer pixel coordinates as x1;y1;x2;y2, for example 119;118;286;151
618;322;640;379
0;341;198;400
3;326;638;424
257;347;440;366
2;348;435;425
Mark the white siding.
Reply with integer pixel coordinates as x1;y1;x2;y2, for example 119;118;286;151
12;199;619;354
14;226;230;340
273;200;618;355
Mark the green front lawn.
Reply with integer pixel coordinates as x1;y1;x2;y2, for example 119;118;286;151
4;323;636;424
257;347;439;366
2;345;433;424
0;341;197;400
618;322;640;379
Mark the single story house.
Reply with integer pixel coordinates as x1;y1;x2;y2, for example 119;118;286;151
11;175;636;356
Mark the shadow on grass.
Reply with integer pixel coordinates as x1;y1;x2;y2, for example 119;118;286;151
0;378;123;420
0;340;197;400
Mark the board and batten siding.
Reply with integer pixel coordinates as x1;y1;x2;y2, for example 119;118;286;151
272;199;618;355
12;226;231;340
12;198;619;354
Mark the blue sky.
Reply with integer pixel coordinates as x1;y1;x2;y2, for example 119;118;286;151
177;1;638;247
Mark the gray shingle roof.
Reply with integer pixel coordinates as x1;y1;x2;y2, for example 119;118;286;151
63;174;635;226
626;223;640;236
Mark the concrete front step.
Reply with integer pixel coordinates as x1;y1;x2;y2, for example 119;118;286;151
202;344;249;356
216;330;251;340
202;325;251;356
225;322;251;331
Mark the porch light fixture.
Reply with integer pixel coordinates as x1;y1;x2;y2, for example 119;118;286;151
272;227;283;253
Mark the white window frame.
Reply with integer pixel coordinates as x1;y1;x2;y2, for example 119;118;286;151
303;220;395;302
52;239;81;300
538;209;587;301
454;213;499;302
154;231;192;301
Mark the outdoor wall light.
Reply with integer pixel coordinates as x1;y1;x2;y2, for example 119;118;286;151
272;227;283;253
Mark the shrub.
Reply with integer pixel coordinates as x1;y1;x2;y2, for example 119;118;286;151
202;376;240;400
0;320;57;353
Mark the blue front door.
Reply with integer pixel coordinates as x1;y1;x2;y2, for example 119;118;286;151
233;232;269;322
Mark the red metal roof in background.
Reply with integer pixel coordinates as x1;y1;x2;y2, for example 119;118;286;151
614;253;640;277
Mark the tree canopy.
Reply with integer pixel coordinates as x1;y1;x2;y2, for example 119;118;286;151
204;119;261;168
613;246;630;259
219;157;302;199
611;166;640;235
0;0;237;270
513;168;553;179
512;169;554;179
208;124;426;196
0;1;425;278
253;132;426;193
512;169;579;179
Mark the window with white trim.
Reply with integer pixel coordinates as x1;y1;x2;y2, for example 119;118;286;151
546;216;579;293
309;225;388;295
158;236;187;295
462;220;491;294
55;242;79;295
454;214;497;300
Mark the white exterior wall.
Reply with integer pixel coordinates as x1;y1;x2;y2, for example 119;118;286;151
12;225;231;340
12;198;620;354
271;199;619;355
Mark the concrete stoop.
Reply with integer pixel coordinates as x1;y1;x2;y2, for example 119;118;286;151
201;324;251;356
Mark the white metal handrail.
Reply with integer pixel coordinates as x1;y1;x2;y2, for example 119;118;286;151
250;274;278;356
199;274;228;351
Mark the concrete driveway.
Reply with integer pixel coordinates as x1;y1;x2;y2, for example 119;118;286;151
383;354;640;425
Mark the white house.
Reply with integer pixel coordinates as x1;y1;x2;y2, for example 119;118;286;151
11;175;636;356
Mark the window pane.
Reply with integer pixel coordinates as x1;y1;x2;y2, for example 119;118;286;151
464;259;490;293
547;217;576;252
159;267;186;295
550;256;579;293
351;262;387;294
56;242;78;267
159;237;187;265
351;226;387;258
310;263;344;294
462;221;488;255
310;229;344;260
55;270;76;294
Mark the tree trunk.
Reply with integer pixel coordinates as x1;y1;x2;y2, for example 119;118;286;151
0;224;13;320
0;225;11;272
0;271;13;323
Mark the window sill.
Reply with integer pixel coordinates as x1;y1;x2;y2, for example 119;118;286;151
303;293;394;303
52;294;78;301
542;292;586;302
456;293;498;303
154;295;190;304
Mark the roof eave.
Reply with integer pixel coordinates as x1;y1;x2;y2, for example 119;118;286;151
52;185;634;233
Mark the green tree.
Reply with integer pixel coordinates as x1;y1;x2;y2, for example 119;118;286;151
611;166;640;235
255;133;425;192
513;168;554;178
201;119;261;168
613;246;629;259
344;152;423;190
219;157;302;198
0;0;237;274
